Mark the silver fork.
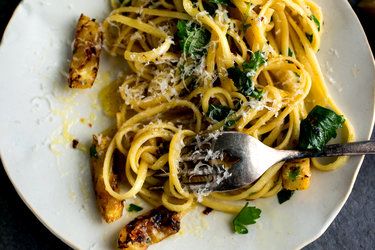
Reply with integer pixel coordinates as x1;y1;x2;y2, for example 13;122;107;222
176;131;375;192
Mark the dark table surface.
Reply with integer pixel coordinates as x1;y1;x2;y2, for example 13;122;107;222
0;1;374;249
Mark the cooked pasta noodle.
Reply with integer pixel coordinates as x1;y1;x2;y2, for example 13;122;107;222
100;0;355;214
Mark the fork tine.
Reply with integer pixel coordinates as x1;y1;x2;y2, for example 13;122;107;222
211;132;249;159
151;132;282;192
182;182;213;192
147;175;214;192
150;132;258;192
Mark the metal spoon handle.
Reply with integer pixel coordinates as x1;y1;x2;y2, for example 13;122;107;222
284;141;375;160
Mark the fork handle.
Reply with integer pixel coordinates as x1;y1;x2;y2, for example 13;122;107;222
284;140;375;160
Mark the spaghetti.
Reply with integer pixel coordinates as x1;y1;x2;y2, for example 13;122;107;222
99;0;355;214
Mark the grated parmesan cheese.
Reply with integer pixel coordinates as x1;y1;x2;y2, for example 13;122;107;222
215;5;229;24
130;32;142;41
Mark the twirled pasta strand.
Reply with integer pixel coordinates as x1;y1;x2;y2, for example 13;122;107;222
100;0;355;213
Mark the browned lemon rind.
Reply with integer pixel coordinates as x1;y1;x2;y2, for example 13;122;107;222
118;206;181;250
91;134;124;223
281;158;311;190
68;14;103;89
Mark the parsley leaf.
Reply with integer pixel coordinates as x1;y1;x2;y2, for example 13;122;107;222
310;15;320;31
250;88;264;101
299;105;345;151
233;203;261;234
177;20;211;59
288;166;300;181
242;51;267;71
234;223;248;234
277;189;294;204
207;104;233;122
89;145;98;158
305;33;313;43
227;51;266;100
127;204;143;212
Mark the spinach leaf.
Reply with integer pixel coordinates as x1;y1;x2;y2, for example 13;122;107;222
204;0;233;13
227;67;252;95
310;15;320;31
277;189;294;204
227;51;266;100
207;104;239;129
203;2;217;15
177;20;211;58
299;105;345;151
233;202;261;234
127;204;143;212
207;104;233;122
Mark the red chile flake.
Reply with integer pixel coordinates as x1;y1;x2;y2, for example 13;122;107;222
72;139;79;149
202;207;213;215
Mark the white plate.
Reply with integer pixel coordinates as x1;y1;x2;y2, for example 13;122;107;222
0;0;374;249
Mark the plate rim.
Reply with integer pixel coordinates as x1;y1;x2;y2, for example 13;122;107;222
297;0;375;248
0;1;78;248
0;0;374;249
